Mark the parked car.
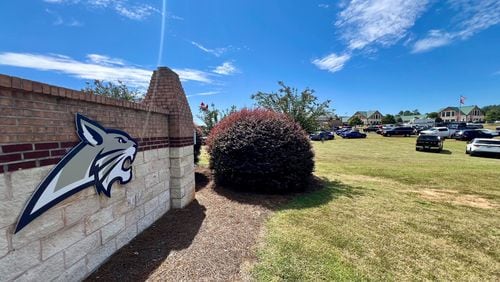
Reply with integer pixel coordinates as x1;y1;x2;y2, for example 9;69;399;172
453;129;494;141
382;126;415;137
342;130;367;139
376;125;394;134
496;126;500;131
420;127;450;138
310;131;334;141
415;135;443;152
466;138;500;157
363;125;379;132
480;129;499;136
335;127;352;136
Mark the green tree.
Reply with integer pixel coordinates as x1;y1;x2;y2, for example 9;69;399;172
198;102;237;135
396;116;403;123
382;114;396;124
399;109;421;116
82;80;142;101
485;108;500;122
482;105;500;122
252;81;332;132
427;112;439;119
348;116;364;126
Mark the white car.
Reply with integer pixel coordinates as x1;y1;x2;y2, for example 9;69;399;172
466;138;500;156
420;127;450;138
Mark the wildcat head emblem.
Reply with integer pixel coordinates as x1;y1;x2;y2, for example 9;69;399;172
15;114;138;233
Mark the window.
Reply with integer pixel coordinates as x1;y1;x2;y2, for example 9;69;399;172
451;111;455;116
446;112;450;117
441;112;445;117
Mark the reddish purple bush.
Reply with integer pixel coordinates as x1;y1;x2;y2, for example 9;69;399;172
207;109;314;193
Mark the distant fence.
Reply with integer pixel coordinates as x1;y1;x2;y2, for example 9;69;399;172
0;67;195;281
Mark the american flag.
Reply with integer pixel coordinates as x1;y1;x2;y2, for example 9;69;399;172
460;95;466;105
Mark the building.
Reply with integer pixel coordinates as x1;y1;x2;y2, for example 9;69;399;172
351;111;384;125
438;105;484;122
399;114;434;125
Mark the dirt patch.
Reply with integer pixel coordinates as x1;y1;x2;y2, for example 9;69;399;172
85;167;291;281
415;189;496;209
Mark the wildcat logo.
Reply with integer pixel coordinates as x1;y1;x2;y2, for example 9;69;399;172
15;114;138;233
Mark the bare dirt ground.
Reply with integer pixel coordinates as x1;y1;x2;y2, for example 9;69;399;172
85;167;290;281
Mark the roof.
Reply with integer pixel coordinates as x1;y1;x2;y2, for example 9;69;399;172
438;105;482;115
354;110;382;118
399;114;427;122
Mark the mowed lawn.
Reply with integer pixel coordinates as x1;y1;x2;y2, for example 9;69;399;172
252;133;500;281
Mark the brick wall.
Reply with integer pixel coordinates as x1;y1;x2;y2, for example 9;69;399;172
0;67;195;281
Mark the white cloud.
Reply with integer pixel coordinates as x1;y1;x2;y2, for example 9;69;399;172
45;8;83;27
191;41;227;57
336;0;429;51
318;4;330;9
0;52;213;87
187;91;219;98
312;53;351;73
114;3;156;20
174;69;213;84
212;61;238;75
86;54;125;65
412;0;500;53
313;0;429;73
411;30;453;53
44;0;158;21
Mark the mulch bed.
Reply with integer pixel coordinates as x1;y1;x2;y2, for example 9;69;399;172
85;167;291;281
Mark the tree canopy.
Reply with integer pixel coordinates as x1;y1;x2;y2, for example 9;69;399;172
198;102;237;135
82;80;142;101
382;114;397;124
252;81;332;133
348;116;364;126
482;105;500;122
398;109;421;116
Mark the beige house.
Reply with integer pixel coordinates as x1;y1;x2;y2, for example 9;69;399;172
351;110;384;125
438;105;484;122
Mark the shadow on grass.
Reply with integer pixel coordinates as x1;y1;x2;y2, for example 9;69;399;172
213;175;364;211
282;177;365;211
417;149;452;155
85;200;206;282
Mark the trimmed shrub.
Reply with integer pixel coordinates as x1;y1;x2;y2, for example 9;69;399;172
207;109;314;193
194;126;202;164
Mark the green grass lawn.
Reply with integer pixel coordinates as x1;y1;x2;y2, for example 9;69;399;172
252;134;500;281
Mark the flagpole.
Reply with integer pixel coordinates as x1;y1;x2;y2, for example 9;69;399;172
459;96;461;122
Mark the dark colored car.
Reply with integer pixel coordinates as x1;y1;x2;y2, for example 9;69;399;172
310;131;334;141
382;127;415;137
453;129;493;141
335;127;352;136
416;135;443;152
363;125;379;132
496;126;500;131
342;130;367;139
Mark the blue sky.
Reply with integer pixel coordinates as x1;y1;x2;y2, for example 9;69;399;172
0;0;499;120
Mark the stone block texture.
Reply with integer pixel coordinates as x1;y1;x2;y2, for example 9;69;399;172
0;67;195;281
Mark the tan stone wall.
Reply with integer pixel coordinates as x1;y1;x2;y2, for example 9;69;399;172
0;68;196;281
0;147;171;281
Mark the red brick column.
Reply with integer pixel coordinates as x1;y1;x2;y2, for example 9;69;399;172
143;67;195;208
